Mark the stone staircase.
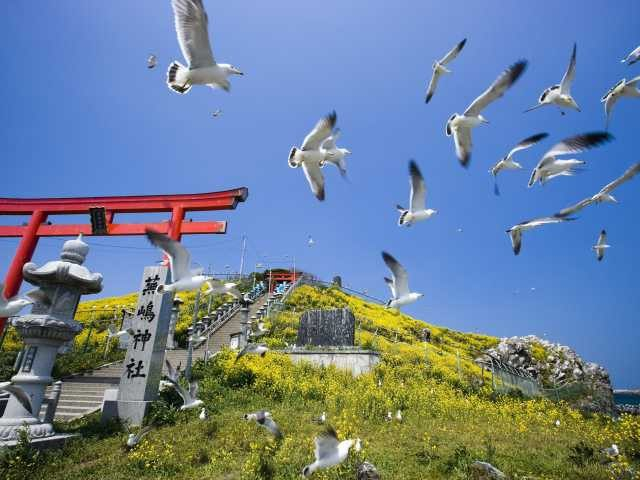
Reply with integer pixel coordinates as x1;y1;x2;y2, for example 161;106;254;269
40;347;208;422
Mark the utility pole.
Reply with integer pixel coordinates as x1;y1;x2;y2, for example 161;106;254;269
239;235;247;278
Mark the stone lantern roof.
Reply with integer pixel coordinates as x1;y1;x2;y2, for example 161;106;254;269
22;234;103;294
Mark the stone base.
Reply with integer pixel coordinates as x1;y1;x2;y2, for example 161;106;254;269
101;389;153;426
283;348;380;376
0;419;55;442
0;433;78;450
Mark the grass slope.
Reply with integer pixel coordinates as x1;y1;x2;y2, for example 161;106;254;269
2;284;638;480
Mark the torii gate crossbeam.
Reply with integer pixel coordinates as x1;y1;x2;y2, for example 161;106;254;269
0;187;248;335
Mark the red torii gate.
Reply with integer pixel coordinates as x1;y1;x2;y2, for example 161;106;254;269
0;187;248;335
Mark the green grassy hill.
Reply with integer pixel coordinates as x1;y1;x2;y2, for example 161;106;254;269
2;284;638;480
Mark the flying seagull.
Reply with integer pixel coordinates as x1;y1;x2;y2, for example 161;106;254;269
302;426;359;477
601;76;640;128
107;324;135;339
525;43;579;114
147;54;157;69
490;133;548;195
166;0;243;94
446;60;527;167
288;111;338;201
621;46;640;65
528;132;612;187
145;229;208;293
126;425;153;449
165;359;183;383
425;38;467;104
244;410;283;439
320;128;351;178
397;160;437;226
0;382;33;414
235;343;268;362
308;235;315;247
0;283;33;318
591;163;640;205
506;216;575;255
166;378;203;410
593;230;610;262
212;109;223;117
204;279;241;298
381;252;423;309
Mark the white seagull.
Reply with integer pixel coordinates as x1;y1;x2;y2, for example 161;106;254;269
446;60;527;167
204;279;240;298
308;235;315;247
312;411;327;424
235;343;268;362
490;133;548;195
244;410;283;439
320;128;351;178
168;379;203;411
288;111;337;201
525;43;580;114
166;0;243;94
126;425;153;449
593;230;610;262
396;160;437;226
165;359;183;383
603;444;620;457
0;283;34;318
211;109;223;118
147;54;157;69
621;46;640;65
0;382;33;414
425;38;467;104
382;252;423;309
528;132;612;187
145;229;208;294
302;426;359;477
107;324;134;339
601;76;640;128
506;216;575;256
199;407;207;420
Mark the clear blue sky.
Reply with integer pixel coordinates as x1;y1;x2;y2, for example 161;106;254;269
1;1;639;387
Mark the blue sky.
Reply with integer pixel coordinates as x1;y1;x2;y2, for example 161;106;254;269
1;1;639;387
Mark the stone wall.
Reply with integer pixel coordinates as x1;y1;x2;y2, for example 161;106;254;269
285;349;380;376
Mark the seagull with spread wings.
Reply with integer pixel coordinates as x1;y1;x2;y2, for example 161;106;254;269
320;128;351;178
490;133;548;195
235;343;268;362
288;111;338;201
244;410;283;439
525;43;579;114
506;216;575;256
425;38;467;104
396;160;437;226
166;0;243;94
145;229;208;294
0;382;33;415
0;283;34;318
204;279;241;299
621;45;640;66
528;132;612;187
601;76;640;128
446;60;527;167
126;425;153;449
382;252;423;308
302;426;359;477
593;230;610;262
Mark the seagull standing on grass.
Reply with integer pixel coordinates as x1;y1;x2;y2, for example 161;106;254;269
601;76;640;128
0;283;34;317
593;230;610;262
506;216;575;256
446;60;527;167
425;38;467;104
320;129;351;178
244;410;283;439
525;43;580;114
555;163;640;219
126;425;153;449
621;46;640;65
528;132;612;187
145;229;208;294
396;160;437;226
166;0;243;94
312;412;327;424
0;382;33;414
382;252;423;309
199;407;207;420
302;426;360;477
489;133;548;195
288;111;338;201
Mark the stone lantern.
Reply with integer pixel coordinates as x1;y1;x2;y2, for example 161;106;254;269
0;234;102;443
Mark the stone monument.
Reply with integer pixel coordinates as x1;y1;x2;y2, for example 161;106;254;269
0;234;103;444
102;266;174;425
297;308;355;347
